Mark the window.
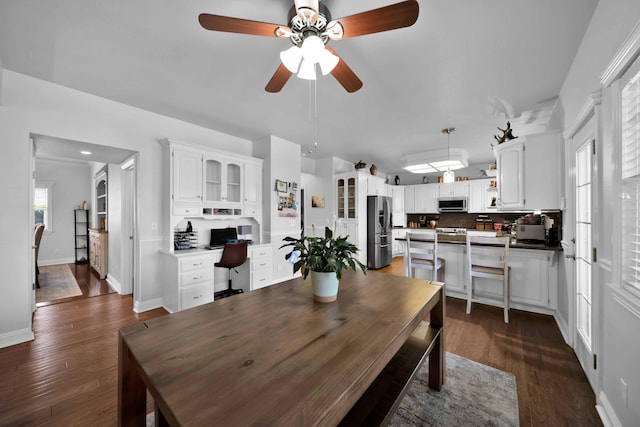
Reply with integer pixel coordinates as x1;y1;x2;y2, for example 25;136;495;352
621;58;640;297
34;181;53;231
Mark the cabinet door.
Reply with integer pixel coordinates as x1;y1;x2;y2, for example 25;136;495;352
508;249;552;308
244;161;261;205
391;186;404;211
404;186;415;213
495;142;524;209
173;149;202;204
414;184;438;213
204;158;222;203
225;161;242;203
438;243;466;292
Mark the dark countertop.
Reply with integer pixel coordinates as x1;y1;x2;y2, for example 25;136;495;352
395;232;562;251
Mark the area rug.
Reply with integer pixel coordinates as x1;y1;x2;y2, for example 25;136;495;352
146;352;518;426
36;264;83;303
389;352;519;426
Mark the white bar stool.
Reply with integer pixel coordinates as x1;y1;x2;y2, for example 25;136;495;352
406;231;445;282
465;232;511;323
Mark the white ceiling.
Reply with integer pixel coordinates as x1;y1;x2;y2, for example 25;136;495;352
0;0;598;173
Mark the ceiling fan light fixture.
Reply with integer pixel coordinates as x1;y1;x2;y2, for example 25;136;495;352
297;58;317;80
280;46;303;73
300;35;325;63
318;49;339;75
324;20;344;40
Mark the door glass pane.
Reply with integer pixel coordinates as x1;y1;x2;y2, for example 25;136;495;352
575;141;592;351
205;160;222;202
227;163;241;202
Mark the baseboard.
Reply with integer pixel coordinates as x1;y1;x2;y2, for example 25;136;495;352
106;274;122;294
553;312;570;345
39;258;75;267
134;297;164;313
0;327;34;349
597;391;623;427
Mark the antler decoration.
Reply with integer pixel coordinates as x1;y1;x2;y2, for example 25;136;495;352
494;121;518;144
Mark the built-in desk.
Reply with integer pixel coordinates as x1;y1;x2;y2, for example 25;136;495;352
160;243;272;312
118;270;445;426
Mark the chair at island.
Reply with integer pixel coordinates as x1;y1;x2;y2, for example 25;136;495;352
34;223;45;288
406;230;445;282
465;232;511;323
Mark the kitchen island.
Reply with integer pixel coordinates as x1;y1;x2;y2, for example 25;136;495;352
118;270;445;426
397;229;560;314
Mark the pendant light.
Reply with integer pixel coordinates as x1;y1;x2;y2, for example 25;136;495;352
442;127;456;183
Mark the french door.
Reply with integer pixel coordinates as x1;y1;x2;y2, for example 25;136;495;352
572;118;598;390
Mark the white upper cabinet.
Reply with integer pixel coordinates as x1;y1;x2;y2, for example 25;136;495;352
413;184;439;213
243;160;262;206
494;132;562;210
204;156;242;205
468;179;497;213
367;175;387;196
173;149;203;204
495;141;525;209
439;181;469;197
404;186;415;213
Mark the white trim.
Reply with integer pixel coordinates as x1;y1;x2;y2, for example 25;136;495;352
38;258;75;267
106;273;123;294
120;155;135;170
0;328;34;349
600;19;640;87
553;312;570;345
134;297;164;313
611;287;640;319
599;258;613;273
564;90;602;140
596;391;623;427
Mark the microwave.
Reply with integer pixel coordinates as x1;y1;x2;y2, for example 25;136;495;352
438;197;468;212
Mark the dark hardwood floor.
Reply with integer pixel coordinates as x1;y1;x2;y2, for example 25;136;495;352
378;257;602;426
36;262;116;308
0;258;601;426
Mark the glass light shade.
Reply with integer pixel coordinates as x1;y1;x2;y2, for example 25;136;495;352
318;49;339;75
301;35;324;63
443;169;455;183
297;59;316;80
280;46;303;73
403;163;437;173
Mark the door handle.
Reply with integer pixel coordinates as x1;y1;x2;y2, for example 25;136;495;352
565;254;575;260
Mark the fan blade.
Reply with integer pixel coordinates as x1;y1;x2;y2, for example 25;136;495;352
325;47;363;93
199;14;288;38
265;63;293;93
330;0;419;40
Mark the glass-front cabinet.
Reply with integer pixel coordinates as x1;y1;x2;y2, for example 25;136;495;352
204;156;242;205
336;177;357;219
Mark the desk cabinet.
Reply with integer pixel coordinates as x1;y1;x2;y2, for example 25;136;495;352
250;246;273;290
163;252;216;313
89;229;108;279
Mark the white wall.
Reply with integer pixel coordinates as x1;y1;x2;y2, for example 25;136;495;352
35;158;92;265
0;70;254;348
558;2;640;425
254;135;301;284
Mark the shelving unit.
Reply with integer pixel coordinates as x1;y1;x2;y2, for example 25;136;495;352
74;209;89;263
96;170;108;230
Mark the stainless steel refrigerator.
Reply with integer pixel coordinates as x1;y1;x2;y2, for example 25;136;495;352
367;195;392;269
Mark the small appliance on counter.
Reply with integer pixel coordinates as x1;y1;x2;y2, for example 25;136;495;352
515;224;545;242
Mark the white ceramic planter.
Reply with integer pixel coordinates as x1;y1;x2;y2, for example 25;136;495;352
309;270;339;303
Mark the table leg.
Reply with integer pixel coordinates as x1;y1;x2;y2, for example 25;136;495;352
428;285;445;391
118;329;147;427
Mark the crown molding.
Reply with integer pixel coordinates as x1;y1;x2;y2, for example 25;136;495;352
601;19;640;87
563;90;602;140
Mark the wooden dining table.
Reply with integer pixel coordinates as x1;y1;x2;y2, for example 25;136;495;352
118;270;445;426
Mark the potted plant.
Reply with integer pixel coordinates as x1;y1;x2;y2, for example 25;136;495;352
281;226;367;302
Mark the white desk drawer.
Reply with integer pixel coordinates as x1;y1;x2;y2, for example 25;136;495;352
252;269;273;290
181;267;213;287
250;247;272;262
173;206;203;217
181;283;214;310
180;254;215;272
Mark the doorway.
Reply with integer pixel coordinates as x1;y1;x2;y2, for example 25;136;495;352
31;134;138;308
568;114;599;392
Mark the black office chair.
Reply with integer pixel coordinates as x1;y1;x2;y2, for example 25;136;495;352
215;241;248;298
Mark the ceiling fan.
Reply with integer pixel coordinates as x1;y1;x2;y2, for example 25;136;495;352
198;0;419;93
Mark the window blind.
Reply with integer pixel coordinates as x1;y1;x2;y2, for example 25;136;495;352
622;68;640;295
34;186;48;229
